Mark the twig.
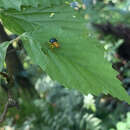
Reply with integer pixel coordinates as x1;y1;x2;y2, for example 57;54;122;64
0;98;18;123
0;72;18;123
0;101;9;123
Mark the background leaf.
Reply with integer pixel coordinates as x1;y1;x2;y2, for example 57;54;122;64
0;42;10;71
0;6;84;33
0;0;71;11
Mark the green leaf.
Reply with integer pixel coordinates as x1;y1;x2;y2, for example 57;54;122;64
0;42;10;71
1;4;130;103
22;27;130;104
0;6;84;34
0;0;71;10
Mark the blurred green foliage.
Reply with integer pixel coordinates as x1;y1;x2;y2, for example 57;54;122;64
1;74;130;130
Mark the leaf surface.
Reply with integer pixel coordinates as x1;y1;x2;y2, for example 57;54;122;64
22;27;130;103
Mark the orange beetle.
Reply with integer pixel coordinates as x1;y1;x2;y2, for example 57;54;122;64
49;38;60;48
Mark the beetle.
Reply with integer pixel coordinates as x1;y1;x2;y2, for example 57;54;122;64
49;38;60;48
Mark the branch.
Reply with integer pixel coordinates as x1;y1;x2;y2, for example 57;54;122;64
0;102;9;123
0;72;18;123
0;97;18;123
